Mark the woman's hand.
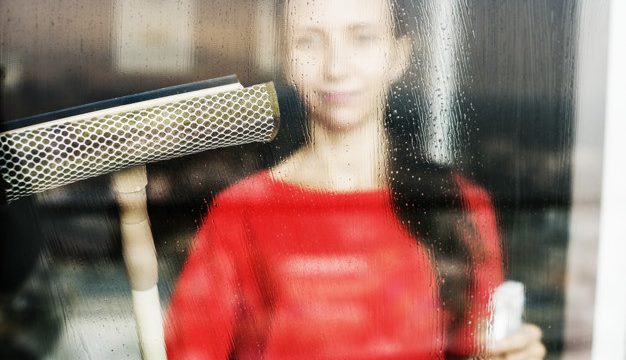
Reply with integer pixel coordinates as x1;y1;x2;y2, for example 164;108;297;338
485;323;546;360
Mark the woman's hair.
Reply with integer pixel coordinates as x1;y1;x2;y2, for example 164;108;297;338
266;0;480;352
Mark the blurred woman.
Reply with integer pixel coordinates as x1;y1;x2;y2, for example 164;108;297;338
165;0;545;358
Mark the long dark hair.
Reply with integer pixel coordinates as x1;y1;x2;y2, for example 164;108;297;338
267;0;482;354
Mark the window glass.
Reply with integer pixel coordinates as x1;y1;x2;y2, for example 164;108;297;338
0;1;602;359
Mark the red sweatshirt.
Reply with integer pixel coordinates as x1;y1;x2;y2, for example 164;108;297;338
165;170;503;359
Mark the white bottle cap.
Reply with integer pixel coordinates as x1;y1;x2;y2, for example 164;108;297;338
489;280;525;342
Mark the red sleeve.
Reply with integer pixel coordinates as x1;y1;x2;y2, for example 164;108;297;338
164;194;249;360
449;174;504;356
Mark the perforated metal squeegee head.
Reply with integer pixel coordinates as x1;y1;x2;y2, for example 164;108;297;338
0;77;280;203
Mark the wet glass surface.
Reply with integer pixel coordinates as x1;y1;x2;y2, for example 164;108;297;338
0;1;605;359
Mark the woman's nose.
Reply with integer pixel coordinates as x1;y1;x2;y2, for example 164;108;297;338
323;38;349;80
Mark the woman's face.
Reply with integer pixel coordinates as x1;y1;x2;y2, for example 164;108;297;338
283;0;410;132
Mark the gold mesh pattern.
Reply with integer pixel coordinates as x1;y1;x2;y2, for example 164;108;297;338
0;83;279;203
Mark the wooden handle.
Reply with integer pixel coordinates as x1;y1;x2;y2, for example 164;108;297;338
113;165;158;290
112;165;167;359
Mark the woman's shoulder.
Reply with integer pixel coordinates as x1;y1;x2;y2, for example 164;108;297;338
452;172;495;210
410;163;494;207
212;169;277;207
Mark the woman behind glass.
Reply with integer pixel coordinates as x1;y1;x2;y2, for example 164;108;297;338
165;0;545;358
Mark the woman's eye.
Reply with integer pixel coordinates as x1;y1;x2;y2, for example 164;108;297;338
295;34;320;49
354;33;380;45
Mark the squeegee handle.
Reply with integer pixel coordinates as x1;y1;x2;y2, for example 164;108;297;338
112;165;166;360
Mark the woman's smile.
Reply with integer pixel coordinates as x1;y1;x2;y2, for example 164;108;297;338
320;90;358;105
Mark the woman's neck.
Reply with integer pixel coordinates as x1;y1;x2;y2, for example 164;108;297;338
273;114;389;192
